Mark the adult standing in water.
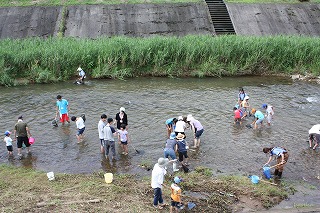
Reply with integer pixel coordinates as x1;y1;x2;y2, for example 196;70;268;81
13;116;32;157
263;147;289;179
187;115;204;148
98;114;107;153
55;95;70;125
115;107;128;130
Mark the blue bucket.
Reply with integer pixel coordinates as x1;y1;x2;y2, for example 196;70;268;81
250;175;260;184
188;202;196;210
263;167;272;180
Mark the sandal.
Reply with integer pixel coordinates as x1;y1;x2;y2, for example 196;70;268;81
153;205;163;209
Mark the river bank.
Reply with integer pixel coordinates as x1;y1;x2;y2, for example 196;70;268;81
0;164;290;212
1;36;320;87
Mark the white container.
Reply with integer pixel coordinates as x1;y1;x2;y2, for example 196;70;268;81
47;172;55;181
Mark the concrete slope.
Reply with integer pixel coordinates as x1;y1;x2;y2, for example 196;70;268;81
64;3;214;38
227;3;320;36
0;6;62;39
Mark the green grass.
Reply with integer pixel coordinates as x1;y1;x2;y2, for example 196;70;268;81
0;164;289;212
1;35;320;86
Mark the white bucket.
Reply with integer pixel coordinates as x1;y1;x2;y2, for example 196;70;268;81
47;171;55;181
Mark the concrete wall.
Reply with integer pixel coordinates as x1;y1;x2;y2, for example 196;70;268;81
0;6;61;39
227;3;320;36
65;4;215;38
0;3;320;39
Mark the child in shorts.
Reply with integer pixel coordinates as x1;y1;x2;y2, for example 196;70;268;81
176;133;188;166
3;131;13;155
170;176;183;213
117;124;130;155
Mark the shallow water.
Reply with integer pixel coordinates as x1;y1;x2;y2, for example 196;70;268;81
0;76;320;187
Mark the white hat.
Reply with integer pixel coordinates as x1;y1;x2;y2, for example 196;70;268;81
157;158;169;168
187;116;193;122
120;107;125;112
178;116;183;120
244;96;250;100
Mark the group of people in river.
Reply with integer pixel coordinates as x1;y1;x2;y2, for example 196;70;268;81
233;87;275;129
152;114;204;211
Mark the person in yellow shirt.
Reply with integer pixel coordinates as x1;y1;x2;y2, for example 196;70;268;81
170;176;184;212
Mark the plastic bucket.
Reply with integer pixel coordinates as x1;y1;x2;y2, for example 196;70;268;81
250;175;260;184
47;172;55;181
104;173;113;183
29;137;35;145
263;167;272;180
188;202;196;210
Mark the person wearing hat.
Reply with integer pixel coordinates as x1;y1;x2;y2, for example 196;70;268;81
55;95;70;125
240;96;251;119
176;133;189;167
14;116;32;157
250;108;265;129
308;124;320;150
170;176;184;213
164;132;179;172
263;147;289;179
3;131;13;155
262;104;274;126
151;157;171;209
103;117;118;160
187;116;204;148
115;107;128;130
76;66;86;84
174;116;186;138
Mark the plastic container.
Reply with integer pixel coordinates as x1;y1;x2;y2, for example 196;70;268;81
263;167;272;179
188;202;196;210
250;175;260;184
104;173;113;183
29;137;35;145
47;172;55;181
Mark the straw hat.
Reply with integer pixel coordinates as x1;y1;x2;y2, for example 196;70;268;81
176;133;185;140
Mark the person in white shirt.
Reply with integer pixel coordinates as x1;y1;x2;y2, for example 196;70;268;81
174;116;186;138
308;124;320;150
77;66;86;84
71;116;85;143
262;104;274;126
151;157;170;210
98;114;107;153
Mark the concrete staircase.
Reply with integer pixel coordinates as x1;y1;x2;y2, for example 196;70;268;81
204;0;236;35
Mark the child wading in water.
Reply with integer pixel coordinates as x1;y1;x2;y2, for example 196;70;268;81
3;131;13;155
117;124;130;155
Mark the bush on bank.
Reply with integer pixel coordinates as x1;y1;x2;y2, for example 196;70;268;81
0;35;320;86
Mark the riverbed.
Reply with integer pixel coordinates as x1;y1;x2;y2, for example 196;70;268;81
1;76;320;188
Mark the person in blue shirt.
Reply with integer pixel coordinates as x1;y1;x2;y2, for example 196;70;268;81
263;147;289;179
165;117;177;139
76;66;86;84
55;95;70;124
250;108;264;129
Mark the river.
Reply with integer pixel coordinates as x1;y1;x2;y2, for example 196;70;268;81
1;76;320;190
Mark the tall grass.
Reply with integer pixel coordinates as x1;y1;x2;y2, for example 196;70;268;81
1;35;320;86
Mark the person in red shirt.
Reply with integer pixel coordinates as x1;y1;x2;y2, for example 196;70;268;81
233;107;242;125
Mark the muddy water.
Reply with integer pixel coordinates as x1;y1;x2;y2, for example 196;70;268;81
1;77;320;186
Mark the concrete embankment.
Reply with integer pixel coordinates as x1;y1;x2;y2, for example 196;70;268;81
0;3;319;39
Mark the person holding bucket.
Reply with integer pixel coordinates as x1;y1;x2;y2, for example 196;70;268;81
263;147;289;179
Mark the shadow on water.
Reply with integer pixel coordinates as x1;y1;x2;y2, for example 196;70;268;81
0;76;320;188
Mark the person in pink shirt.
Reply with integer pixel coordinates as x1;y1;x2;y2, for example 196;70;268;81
187;115;204;148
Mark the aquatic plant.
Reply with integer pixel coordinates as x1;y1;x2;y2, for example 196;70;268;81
1;35;320;86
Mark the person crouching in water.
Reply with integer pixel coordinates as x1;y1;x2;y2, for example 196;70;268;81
233;106;242;125
71;116;85;143
263;147;289;179
176;133;188;167
251;108;264;129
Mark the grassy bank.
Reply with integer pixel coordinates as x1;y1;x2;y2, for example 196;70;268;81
1;35;319;86
1;0;319;7
0;164;291;212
